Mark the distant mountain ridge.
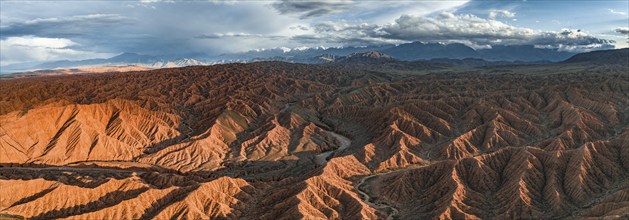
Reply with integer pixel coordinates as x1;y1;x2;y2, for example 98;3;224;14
563;48;629;64
31;52;209;70
3;42;620;74
220;42;577;63
382;42;479;60
326;51;548;69
335;51;395;63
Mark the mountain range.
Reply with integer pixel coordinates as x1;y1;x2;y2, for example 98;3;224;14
564;48;629;64
1;42;584;74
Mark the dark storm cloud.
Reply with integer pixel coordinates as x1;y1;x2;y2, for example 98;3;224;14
616;27;629;35
272;0;353;19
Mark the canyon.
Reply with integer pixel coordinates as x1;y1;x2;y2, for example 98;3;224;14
1;49;628;219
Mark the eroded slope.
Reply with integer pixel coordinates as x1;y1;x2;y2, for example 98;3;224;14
1;61;628;219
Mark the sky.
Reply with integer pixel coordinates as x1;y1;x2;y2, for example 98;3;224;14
1;0;628;66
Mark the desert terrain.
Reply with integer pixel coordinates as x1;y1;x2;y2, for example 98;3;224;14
2;66;156;79
1;49;628;219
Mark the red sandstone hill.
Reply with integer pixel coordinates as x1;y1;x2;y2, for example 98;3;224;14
0;59;628;219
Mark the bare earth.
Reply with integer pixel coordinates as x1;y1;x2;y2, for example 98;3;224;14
3;65;156;78
1;60;628;219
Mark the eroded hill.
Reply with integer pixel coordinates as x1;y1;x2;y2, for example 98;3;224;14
1;60;628;219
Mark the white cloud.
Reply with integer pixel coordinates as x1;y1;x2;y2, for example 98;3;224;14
608;9;627;15
197;32;261;38
0;36;113;66
208;0;239;5
20;14;126;25
488;10;515;20
382;13;534;44
4;36;76;48
293;12;614;51
139;0;175;3
354;1;469;23
195;32;285;40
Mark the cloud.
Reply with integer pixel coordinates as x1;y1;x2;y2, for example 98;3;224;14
0;36;113;65
1;1;298;56
530;29;614;50
615;27;629;35
291;21;402;46
616;28;629;44
141;0;235;4
208;0;239;5
293;12;614;51
140;0;175;3
272;0;353;19
289;25;309;31
20;14;127;26
0;0;622;65
608;9;627;15
382;13;530;42
3;35;75;48
488;10;515;20
0;14;129;38
195;32;284;40
196;32;261;39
